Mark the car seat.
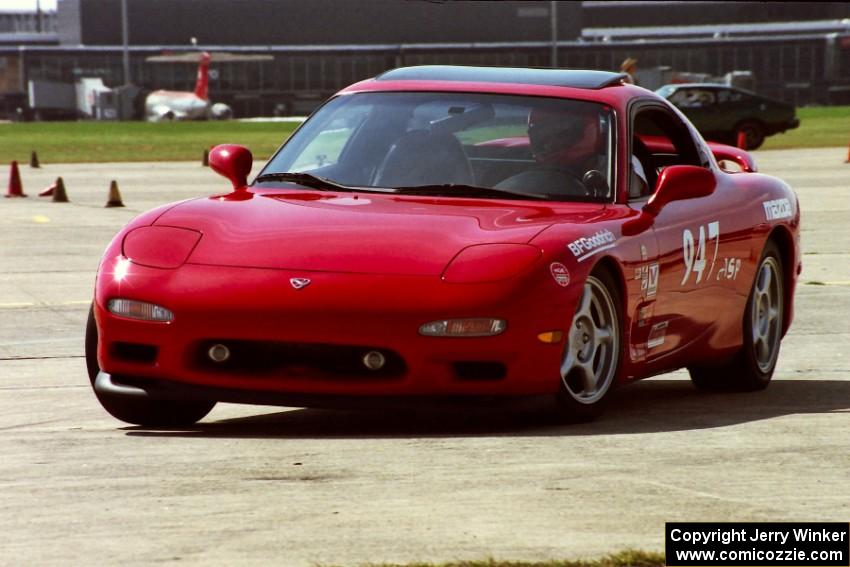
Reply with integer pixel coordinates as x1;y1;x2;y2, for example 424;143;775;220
373;130;474;187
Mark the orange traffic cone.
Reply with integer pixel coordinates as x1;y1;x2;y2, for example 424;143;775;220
30;151;40;168
52;177;69;203
105;180;124;207
38;181;56;197
736;130;747;150
5;161;26;198
202;148;209;166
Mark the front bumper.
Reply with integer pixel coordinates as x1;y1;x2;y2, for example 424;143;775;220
94;371;554;409
95;262;579;398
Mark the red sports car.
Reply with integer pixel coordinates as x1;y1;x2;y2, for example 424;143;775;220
87;66;800;426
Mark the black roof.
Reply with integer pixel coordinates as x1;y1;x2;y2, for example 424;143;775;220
376;66;628;89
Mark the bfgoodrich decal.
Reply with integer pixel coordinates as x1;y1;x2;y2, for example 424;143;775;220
567;229;616;262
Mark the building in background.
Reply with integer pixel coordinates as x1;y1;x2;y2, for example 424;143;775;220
0;9;57;34
1;0;850;119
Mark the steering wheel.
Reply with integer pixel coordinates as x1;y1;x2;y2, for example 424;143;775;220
536;165;592;197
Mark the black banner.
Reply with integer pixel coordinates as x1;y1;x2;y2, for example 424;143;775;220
666;522;849;566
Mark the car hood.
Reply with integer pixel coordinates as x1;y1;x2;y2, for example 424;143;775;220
153;189;605;275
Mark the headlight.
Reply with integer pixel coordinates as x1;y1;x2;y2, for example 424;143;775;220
122;226;202;269
419;318;506;337
442;244;541;283
107;299;174;322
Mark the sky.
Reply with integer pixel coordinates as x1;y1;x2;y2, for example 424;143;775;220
1;0;58;11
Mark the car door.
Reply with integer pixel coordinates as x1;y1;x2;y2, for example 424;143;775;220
630;104;726;362
714;88;738;132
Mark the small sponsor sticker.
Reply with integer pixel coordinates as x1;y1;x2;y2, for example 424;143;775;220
716;257;742;281
637;304;654;327
634;262;659;298
550;262;570;287
763;198;792;221
647;320;668;349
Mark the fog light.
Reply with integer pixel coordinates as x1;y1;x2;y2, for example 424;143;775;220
362;350;386;370
419;318;506;337
208;344;231;363
107;298;174;322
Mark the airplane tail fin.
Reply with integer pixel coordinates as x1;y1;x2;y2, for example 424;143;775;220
193;52;212;100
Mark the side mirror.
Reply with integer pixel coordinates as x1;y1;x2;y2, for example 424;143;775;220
644;165;716;216
622;165;716;237
209;144;253;190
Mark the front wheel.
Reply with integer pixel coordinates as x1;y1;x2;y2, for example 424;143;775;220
555;270;622;422
86;306;216;427
689;241;784;391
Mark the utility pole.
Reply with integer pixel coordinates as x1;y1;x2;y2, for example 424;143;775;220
550;1;558;68
121;0;131;85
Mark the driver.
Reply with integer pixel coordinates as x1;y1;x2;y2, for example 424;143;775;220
496;105;606;197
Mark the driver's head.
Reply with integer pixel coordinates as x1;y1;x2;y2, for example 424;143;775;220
528;105;602;166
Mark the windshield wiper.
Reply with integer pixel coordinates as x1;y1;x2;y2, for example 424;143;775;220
253;172;359;192
391;184;549;201
253;175;543;200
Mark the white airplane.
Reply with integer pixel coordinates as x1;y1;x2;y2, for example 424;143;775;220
144;51;271;122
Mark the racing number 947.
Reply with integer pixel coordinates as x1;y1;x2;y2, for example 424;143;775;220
681;221;720;286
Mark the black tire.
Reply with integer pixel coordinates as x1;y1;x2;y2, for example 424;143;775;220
689;240;784;391
554;267;623;422
86;306;215;427
735;121;765;150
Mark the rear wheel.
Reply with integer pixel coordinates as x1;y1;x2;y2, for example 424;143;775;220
86;306;215;426
689;241;784;391
555;270;622;422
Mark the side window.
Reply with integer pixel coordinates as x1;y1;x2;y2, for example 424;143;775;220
677;88;715;108
455;109;528;150
717;89;742;104
629;154;649;199
668;89;689;105
290;107;370;171
630;107;703;200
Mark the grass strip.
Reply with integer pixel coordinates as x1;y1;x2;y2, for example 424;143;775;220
0;121;298;164
760;105;850;150
0;104;847;164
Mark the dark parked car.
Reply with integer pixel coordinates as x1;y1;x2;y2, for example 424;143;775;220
656;84;799;150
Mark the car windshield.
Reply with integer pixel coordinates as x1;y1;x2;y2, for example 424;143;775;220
261;92;615;202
